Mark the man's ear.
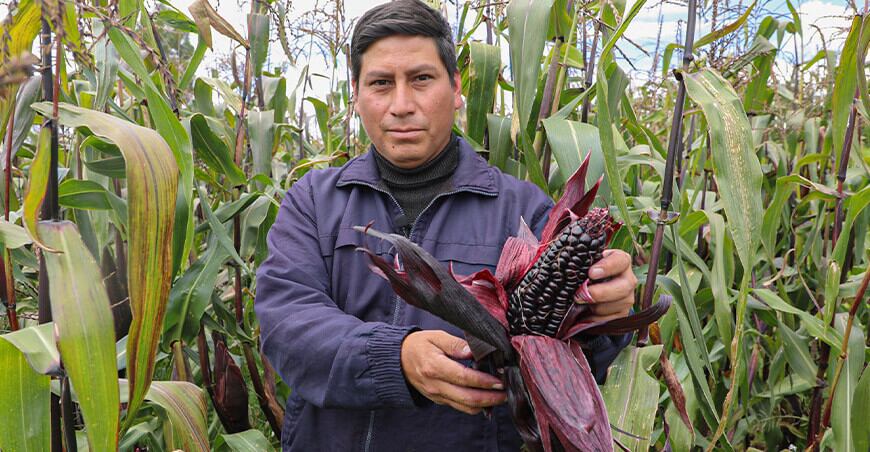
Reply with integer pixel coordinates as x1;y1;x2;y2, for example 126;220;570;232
452;71;463;109
352;80;359;114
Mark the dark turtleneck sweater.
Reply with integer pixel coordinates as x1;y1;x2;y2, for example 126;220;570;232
372;135;459;235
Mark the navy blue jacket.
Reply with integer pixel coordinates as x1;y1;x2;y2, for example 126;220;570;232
255;139;631;451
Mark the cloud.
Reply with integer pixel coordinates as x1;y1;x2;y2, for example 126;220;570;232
797;0;852;52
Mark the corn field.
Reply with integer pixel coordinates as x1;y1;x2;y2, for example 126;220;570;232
0;0;867;450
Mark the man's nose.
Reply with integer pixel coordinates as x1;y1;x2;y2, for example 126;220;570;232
388;82;415;116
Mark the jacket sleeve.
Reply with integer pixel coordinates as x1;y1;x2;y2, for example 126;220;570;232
255;175;418;410
527;195;631;385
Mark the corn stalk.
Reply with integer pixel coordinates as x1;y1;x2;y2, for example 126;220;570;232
638;0;697;345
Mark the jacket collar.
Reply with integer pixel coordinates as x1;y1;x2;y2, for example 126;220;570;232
336;137;498;195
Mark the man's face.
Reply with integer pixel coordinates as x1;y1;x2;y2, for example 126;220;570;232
353;35;462;169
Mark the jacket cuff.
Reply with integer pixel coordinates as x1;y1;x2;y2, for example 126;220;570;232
366;324;420;407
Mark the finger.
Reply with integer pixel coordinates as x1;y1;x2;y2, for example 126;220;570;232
588;249;631;280
429;332;472;360
586;274;637;302
585;311;631;323
587;297;633;317
432;381;507;413
434;354;504;390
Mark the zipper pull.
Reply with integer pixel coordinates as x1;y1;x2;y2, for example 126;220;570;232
394;213;412;238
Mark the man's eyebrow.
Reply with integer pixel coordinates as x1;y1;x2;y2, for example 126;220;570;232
406;64;439;74
362;65;440;79
363;70;394;80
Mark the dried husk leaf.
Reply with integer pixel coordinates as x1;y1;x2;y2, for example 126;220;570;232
354;226;513;359
513;335;614;451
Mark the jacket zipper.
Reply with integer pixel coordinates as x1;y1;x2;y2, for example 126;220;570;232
358;183;496;452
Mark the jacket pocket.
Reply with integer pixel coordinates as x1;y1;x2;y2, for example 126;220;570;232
323;227;397;320
323;227;395;257
430;241;501;276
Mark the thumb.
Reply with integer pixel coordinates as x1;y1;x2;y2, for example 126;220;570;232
431;332;471;359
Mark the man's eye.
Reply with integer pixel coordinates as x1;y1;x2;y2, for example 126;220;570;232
371;80;391;86
416;74;433;81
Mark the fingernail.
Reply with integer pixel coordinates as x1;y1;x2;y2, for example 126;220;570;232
462;345;471;355
577;281;595;303
589;267;604;279
492;383;504;390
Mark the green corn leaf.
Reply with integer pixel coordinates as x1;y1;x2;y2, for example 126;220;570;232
39;220;120;451
21;127;55;251
306;97;332;152
249;109;276;182
852;368;870;451
831;314;865;452
466;42;500;145
600;345;662;451
146;381;209;451
761;176;795;257
189;113;246;186
518;131;548;193
595;66;635;241
32;102;179;431
163;243;228;347
0;323;60;376
598;0;646;62
195;183;250;274
699;209;733;347
541;118;604;187
486;114;512;171
785;0;802;35
0;338;50;452
831;16;862;172
58;179;128;225
248;14;270;74
263;75;288;122
684;68;763;273
0;0;41;142
776;321;817;384
0;220;32;249
11;74;42;154
181;37;209;90
832;186;870;269
658;276;723;436
194;192;263;234
108;26;195;278
669;225;713;370
84;155;127;179
506;0;554;132
220;429;276;452
751;289;842;353
93;27;119;112
855;16;870;123
694;1;756;49
200;77;243;114
742;42;777;112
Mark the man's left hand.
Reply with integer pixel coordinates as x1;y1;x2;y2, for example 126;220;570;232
575;249;637;322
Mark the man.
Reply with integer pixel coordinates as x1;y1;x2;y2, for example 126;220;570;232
255;1;637;450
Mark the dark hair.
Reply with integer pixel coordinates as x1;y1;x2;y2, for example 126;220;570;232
350;0;457;86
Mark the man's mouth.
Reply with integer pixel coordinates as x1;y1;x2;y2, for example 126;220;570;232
387;128;424;139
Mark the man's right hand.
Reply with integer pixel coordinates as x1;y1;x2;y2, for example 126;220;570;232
400;330;507;415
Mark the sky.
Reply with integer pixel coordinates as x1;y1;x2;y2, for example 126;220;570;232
171;0;856;104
